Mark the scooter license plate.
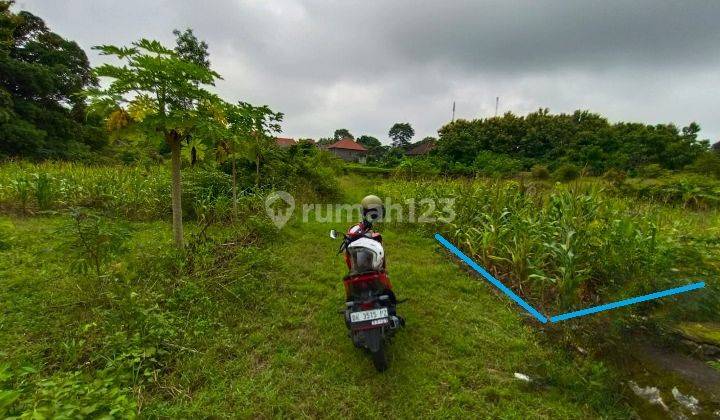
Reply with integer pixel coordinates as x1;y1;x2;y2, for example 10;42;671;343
350;308;388;323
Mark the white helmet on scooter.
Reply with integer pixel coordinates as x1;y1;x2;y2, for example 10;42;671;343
347;237;385;273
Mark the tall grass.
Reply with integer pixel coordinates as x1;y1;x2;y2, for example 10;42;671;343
378;178;719;325
0;162;302;222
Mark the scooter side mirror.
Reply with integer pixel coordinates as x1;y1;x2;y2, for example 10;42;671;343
329;229;338;239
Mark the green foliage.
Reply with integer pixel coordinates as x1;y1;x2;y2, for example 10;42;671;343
343;163;391;176
223;101;284;187
333;128;353;140
636;163;666;178
473;151;523;177
356;135;381;149
378;178;719;326
685;152;720;179
553;163;580;182
389;122;414;148
0;2;106;159
436;109;709;174
33;172;53;210
621;174;720;210
356;135;384;160
531;164;550;180
602;168;627;186
58;208;130;278
173;28;210;68
0;365;137;418
0;161;339;219
394;158;440;179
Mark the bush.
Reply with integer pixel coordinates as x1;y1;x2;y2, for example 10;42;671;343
531;164;550;180
636;163;666;178
553;164;580;182
394;158;440;179
57;208;130;278
621;173;720;209
473;151;523;177
686;152;720;179
602;169;626;186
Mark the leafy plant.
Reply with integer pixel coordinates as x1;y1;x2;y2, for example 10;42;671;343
553;163;580;182
58;208;130;278
33;172;54;210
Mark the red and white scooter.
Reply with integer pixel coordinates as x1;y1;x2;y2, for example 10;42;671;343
330;218;404;371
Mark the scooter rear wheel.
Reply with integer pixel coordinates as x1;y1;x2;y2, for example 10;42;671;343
371;344;388;372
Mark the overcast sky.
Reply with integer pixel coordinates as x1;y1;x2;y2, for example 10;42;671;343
16;0;720;144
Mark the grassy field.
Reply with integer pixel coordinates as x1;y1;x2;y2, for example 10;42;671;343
1;166;718;418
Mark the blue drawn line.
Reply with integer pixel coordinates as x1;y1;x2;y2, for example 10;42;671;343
550;282;705;322
434;233;549;323
435;233;705;324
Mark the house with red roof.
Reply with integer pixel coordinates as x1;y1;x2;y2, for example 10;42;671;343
275;137;296;148
327;138;367;163
406;140;436;157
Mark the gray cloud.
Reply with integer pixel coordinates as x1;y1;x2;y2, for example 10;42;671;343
16;0;720;144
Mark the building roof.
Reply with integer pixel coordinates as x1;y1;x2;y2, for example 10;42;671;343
406;141;436;156
275;137;296;147
327;138;367;152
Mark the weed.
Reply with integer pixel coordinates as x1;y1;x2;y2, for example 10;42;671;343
57;208;130;279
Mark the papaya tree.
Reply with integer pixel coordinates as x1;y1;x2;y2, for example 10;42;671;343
88;39;221;248
224;102;283;191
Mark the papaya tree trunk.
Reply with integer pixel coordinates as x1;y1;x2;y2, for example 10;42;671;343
232;157;238;219
168;132;184;248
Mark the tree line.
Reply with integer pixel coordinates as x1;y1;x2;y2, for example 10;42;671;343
434;109;717;176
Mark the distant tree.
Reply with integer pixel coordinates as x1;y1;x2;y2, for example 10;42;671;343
389;123;414;148
88;38;221;248
357;135;383;160
234;103;283;187
0;1;104;158
686;152;720;179
435;110;709;173
334;128;353;140
173;28;210;68
220;101;282;216
316;138;335;146
357;135;381;149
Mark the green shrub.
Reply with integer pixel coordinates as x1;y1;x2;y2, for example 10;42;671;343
33;172;54;210
553;164;580;182
686;152;720;179
602;169;626;186
377;178;719;327
531;164;550;180
394;158;440;179
57;209;130;278
0;365;137;419
473;151;523;177
636;163;666;178
621;174;720;209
